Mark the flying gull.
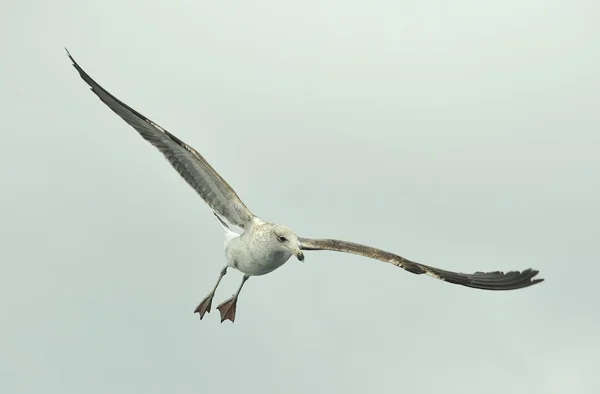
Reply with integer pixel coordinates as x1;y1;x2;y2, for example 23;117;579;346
67;50;543;323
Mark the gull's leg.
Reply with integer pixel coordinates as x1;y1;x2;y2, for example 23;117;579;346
193;266;228;319
217;275;250;323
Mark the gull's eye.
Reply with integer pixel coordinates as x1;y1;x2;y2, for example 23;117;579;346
278;236;287;242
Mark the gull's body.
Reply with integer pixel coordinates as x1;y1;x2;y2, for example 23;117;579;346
224;218;299;276
67;50;543;323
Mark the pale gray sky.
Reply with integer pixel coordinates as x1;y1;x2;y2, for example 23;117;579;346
1;1;599;393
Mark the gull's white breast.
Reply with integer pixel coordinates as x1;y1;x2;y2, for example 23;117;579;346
224;226;292;276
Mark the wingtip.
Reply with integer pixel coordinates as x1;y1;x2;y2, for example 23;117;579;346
65;48;79;69
517;269;544;289
527;269;544;283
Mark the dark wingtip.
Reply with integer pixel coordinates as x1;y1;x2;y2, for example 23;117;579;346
525;269;544;286
485;268;544;290
432;266;544;291
65;47;76;64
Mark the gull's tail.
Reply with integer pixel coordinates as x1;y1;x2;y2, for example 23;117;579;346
214;213;239;243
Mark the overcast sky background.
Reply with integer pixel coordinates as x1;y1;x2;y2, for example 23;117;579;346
1;1;599;393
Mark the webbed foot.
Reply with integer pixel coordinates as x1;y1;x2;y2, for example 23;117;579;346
193;293;214;319
216;296;238;323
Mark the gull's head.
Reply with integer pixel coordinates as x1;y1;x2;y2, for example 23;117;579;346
271;225;304;262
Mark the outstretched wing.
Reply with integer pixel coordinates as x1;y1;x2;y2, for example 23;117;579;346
67;49;255;229
298;237;543;290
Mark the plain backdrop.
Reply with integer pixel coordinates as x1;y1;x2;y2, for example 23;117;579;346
1;1;599;393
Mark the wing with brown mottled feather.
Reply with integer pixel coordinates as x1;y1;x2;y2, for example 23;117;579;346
299;237;543;290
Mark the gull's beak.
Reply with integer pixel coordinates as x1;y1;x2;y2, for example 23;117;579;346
291;240;304;262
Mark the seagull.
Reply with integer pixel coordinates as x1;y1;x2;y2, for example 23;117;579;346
67;49;544;323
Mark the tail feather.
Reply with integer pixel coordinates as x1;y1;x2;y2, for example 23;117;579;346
214;212;239;243
213;212;231;230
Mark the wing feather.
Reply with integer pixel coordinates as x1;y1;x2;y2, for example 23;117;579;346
298;237;543;290
67;50;255;228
